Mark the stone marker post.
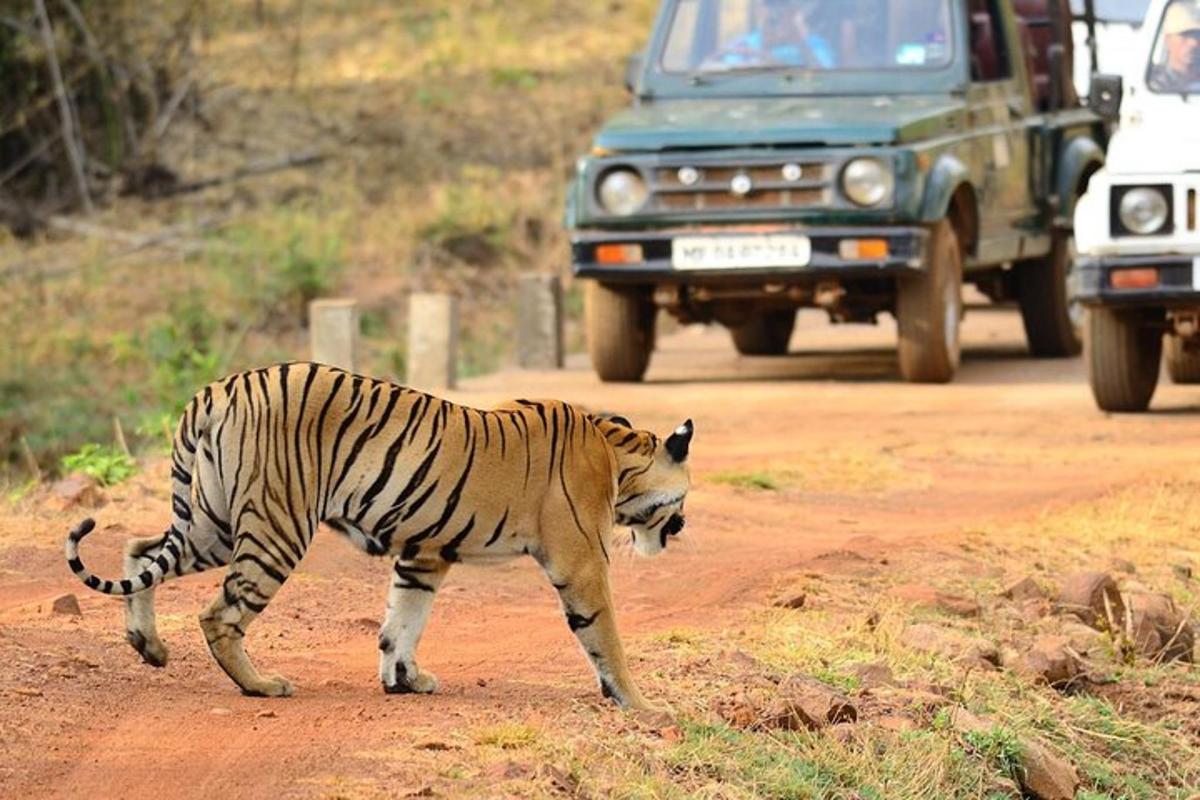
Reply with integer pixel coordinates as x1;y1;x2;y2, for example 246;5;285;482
309;298;359;371
407;292;457;390
517;273;564;370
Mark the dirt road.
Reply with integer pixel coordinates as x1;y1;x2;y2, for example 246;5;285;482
3;307;1198;798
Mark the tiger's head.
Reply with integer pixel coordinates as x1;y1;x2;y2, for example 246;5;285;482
603;416;693;557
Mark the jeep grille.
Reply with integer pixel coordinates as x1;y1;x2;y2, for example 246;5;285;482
649;159;836;213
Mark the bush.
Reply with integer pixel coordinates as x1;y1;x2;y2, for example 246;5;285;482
60;443;136;487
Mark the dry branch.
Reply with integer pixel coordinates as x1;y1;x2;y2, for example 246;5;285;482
33;0;93;214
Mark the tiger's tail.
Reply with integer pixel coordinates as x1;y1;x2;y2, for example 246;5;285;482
64;385;217;595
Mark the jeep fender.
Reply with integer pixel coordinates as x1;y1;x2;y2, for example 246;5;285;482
918;155;976;252
1056;137;1105;226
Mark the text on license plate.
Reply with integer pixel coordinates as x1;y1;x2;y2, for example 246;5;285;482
671;235;812;270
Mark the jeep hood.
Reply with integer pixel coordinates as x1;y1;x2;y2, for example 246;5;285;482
1107;105;1200;174
594;95;967;151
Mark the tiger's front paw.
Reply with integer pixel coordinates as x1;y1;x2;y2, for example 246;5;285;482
243;674;294;698
382;663;438;694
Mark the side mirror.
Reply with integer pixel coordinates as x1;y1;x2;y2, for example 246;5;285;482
624;52;644;95
1089;73;1123;120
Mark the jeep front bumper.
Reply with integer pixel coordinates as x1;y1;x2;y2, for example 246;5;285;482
1074;253;1200;307
571;225;928;284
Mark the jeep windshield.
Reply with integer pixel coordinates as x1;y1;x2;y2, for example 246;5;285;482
659;0;955;75
1146;0;1200;93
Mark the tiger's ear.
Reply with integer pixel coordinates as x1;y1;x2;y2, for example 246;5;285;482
596;412;633;429
664;419;693;463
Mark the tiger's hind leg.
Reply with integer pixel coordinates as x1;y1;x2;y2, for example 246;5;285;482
378;559;450;694
199;520;301;697
123;515;232;667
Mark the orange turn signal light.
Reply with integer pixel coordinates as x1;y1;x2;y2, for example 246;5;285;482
595;244;644;265
1110;268;1159;289
838;239;889;260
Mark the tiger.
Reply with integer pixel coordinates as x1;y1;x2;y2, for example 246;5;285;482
64;362;692;710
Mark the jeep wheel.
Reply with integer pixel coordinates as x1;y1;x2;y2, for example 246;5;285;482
896;219;962;383
1017;230;1082;357
584;281;656;382
1165;335;1200;384
1086;307;1162;412
731;310;796;356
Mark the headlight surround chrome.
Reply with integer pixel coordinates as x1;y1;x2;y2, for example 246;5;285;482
1115;186;1171;236
841;157;894;207
597;168;649;216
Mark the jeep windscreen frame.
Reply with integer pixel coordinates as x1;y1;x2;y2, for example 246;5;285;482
645;0;966;95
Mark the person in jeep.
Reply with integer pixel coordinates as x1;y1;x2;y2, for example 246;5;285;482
1148;0;1200;91
709;0;837;69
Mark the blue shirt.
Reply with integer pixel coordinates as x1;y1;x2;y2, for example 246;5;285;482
720;29;836;69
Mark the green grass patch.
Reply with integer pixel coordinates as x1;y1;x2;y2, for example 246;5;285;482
60;444;137;487
708;469;787;492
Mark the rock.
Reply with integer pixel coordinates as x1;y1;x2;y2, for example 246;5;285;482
951;708;1079;800
1111;558;1136;574
1056;572;1125;631
1017;636;1082;689
1060;621;1106;656
890;583;980;617
873;686;950;713
850;662;896;689
766;677;858;731
11;687;43;698
1126;592;1195;663
875;714;916;733
1020;739;1081;800
773;592;807;610
1019;598;1052;623
904;623;999;666
712;692;760;729
1001;576;1046;603
255;709;277;719
210;707;232;716
50;594;81;617
48;474;105;510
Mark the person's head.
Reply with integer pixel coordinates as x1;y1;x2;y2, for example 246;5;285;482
1162;2;1200;74
762;0;812;46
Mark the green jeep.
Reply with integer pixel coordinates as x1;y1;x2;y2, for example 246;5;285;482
566;0;1109;382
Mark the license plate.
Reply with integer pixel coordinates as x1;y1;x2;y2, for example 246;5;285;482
671;235;812;270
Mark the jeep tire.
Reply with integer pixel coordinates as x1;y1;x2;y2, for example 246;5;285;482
1017;230;1082;357
731;310;796;356
897;219;963;383
1086;307;1162;412
585;281;656;382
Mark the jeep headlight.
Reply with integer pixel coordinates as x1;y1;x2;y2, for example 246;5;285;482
597;168;648;216
1116;186;1170;236
841;158;894;207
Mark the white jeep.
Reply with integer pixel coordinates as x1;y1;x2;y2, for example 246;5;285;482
1073;0;1200;411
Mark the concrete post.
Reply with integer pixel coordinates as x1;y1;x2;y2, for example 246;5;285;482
517;273;564;370
407;292;457;391
309;298;358;371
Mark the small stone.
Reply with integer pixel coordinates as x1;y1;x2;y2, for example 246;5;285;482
1017;636;1082;689
1020;739;1081;800
255;709;277;719
766;677;857;731
890;583;980;617
1001;576;1045;603
1060;621;1105;656
210;707;232;716
1056;572;1125;631
50;594;81;616
773;593;807;610
904;623;999;666
476;678;488;687
48;474;105;509
1127;592;1195;663
850;662;895;689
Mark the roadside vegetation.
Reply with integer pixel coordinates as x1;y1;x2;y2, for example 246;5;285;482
1;0;658;480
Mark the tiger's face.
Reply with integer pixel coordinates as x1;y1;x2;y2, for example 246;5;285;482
616;419;693;557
